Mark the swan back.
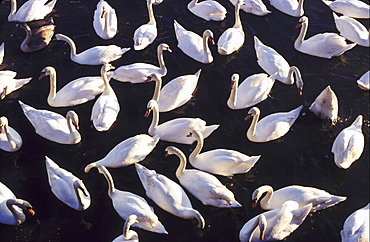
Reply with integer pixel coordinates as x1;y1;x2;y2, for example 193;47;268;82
333;13;369;47
357;71;369;90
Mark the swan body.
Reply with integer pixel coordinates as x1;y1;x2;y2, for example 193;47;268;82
0;116;22;152
91;64;120;132
269;0;305;17
357;71;369;90
294;16;356;59
332;115;364;169
174;20;214;64
239;201;312;241
87;166;167;234
0;42;4;64
333;13;369;47
133;0;157;51
323;0;370;19
0;182;35;225
251;185;347;212
135;163;205;228
146;70;200;112
20;18;55;52
245;105;303;143
340;203;369;242
45;156;91;211
0;70;32;100
188;129;261;176
145;99;219;144
8;0;57;22
309;85;338;124
112;214;139;242
55;33;130;65
217;0;245;55
110;43;171;83
187;0;227;21
84;134;159;171
165;146;242;208
18;100;81;144
230;0;271;16
93;0;118;40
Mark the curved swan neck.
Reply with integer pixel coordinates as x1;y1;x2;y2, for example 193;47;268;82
174;149;187;179
260;186;273;208
73;180;89;210
296;0;305;16
295;18;308;49
123;215;137;239
227;75;239;109
152;77;162;101
147;0;156;24
20;23;32;51
101;66;113;93
3;124;17;150
65;112;80;143
290;66;304;90
47;68;57;105
178;208;205;229
58;35;78;60
148;102;159;135
202;32;212;61
247;110;260;139
157;46;167;76
241;216;262;241
189;131;203;162
234;1;243;29
6;199;26;225
97;166;116;196
8;0;17;21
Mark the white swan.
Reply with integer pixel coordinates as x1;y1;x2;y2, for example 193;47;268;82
112;214;139;242
174;20;214;64
269;0;305;17
239;201;312;242
230;0;271;16
245;105;303;143
251;184;347;212
84;134;159;170
0;70;32;100
165;146;242;208
0;42;4;64
18;100;81;144
145;99;219;144
86;166;167;234
93;0;118;40
20;18;55;53
294;16;356;59
333;13;369;47
54;33;130;65
45;156;91;211
91;64;119;132
135;163;205;228
188;129;261;176
323;0;370;19
309;85;338;124
357;71;369;90
340;203;369;242
332;115;365;169
187;0;227;21
145;70;201;112
133;0;157;51
217;0;245;55
0;182;35;225
110;43;171;83
0;116;22;152
8;0;57;22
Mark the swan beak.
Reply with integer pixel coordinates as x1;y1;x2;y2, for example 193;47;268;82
210;37;215;45
1;86;7;100
260;231;265;241
28;208;35;215
74;124;80;130
186;132;193;137
145;76;152;82
244;114;252;121
230;81;236;89
165;152;169;157
252;199;258;208
0;126;3;133
298;88;303;96
295;23;302;28
38;72;46;80
144;109;152;117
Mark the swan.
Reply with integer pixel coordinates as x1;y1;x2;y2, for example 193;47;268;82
340;203;369;242
133;0;157;51
0;116;22;152
251;184;347;212
91;64;120;132
18;100;81;144
145;70;201;112
269;0;305;17
322;0;370;19
54;33;130;65
188;129;261;176
332;115;365;169
45;156;91;211
112;214;139;242
174;20;214;64
0;182;35;225
239;201;312;242
294;16;356;59
135;163;205;228
8;0;57;22
86;166;167;234
217;0;245;55
230;0;271;16
145;99;219;144
0;42;4;64
39;66;108;107
84;134;159;170
245;105;303;143
93;0;118;40
187;0;227;21
20;18;55;52
333;13;369;47
110;43;171;83
309;85;338;124
357;71;369;90
0;70;32;100
165;146;242;208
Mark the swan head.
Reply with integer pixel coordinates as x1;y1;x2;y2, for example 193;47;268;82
39;66;55;80
158;43;172;53
186;129;202;139
54;33;67;41
0;116;8;132
164;146;181;157
245;107;260;121
145;99;158;117
231;73;240;89
296;16;308;28
145;73;161;83
7;199;36;222
101;63;115;75
123;214;139;240
203;29;215;45
251;185;272;208
66;110;80;130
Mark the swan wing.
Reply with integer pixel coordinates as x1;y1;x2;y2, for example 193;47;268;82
134;23;157;50
91;92;120;131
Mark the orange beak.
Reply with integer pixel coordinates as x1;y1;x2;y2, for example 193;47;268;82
252;199;258;208
144;109;152;117
244;114;252;121
28;208;35;215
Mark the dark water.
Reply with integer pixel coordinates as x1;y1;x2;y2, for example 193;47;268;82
0;0;369;241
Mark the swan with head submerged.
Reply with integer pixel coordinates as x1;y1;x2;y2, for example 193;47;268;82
0;70;32;100
54;33;130;65
323;0;370;19
174;20;215;64
269;0;305;17
230;0;271;16
187;0;227;21
165;146;242;208
18;100;81;144
45;156;90;211
309;85;338;124
8;0;57;22
333;13;369;47
112;214;139;242
251;184;346;212
93;0;117;40
188;129;261;176
0;116;22;152
340;203;369;242
145;99;219;144
0;182;35;225
20;18;55;52
135;163;205;229
294;16;356;59
357;71;369;90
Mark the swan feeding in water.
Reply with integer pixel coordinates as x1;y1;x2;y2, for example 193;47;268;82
309;85;339;124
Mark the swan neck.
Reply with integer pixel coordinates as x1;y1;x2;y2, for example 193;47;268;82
98;166;116;196
174;150;186;179
241;217;261;242
66;112;79;143
247;111;260;139
47;69;57;106
20;24;32;51
260;187;273;208
152;77;162;101
297;0;305;14
202;33;210;61
178;208;204;229
8;0;17;20
103;11;109;34
295;20;307;49
291;67;303;89
73;181;85;210
147;0;156;24
102;68;113;93
189;132;203;162
6;199;26;225
234;2;242;29
157;47;167;76
60;35;78;60
3;125;17;150
148;103;159;136
227;80;238;109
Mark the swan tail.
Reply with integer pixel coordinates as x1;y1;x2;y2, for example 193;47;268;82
121;47;131;54
209;188;242;208
217;47;228;55
202;124;220;139
18;100;34;113
194;69;202;79
311;196;347;212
